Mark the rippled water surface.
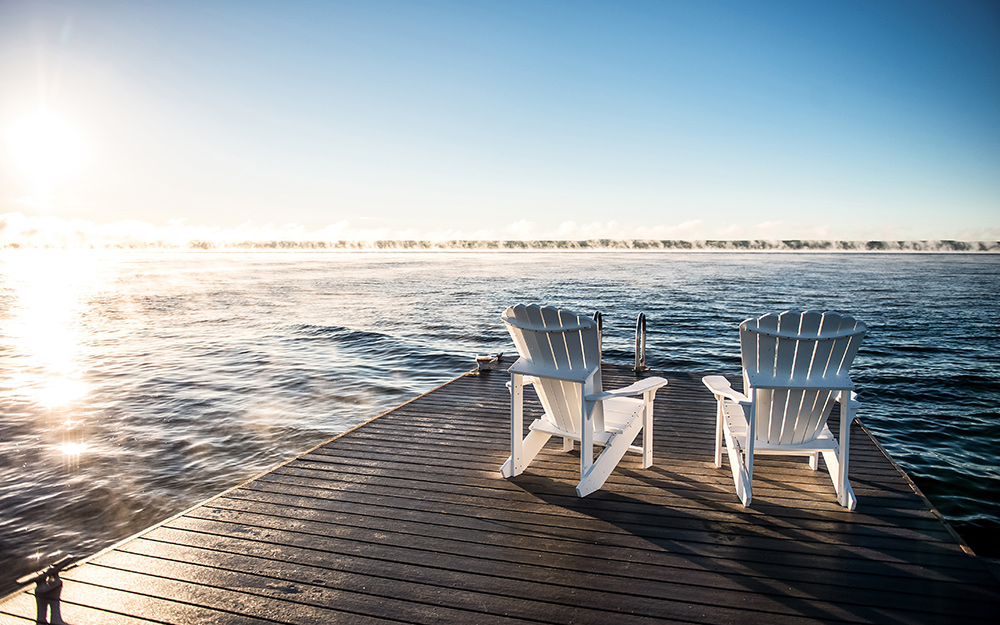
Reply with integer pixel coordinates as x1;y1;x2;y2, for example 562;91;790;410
1;250;998;593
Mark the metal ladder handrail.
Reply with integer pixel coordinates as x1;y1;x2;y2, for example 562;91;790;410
593;311;648;373
592;311;603;353
634;312;648;374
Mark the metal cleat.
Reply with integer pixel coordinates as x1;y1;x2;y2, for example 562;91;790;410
475;352;503;372
16;553;76;625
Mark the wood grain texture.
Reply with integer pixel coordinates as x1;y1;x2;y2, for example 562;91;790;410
3;361;997;624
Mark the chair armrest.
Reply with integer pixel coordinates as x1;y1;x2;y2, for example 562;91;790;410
702;375;750;404
505;376;540;394
586;376;667;402
508;357;596;384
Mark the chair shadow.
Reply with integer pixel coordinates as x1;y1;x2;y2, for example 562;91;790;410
503;445;964;625
497;368;992;623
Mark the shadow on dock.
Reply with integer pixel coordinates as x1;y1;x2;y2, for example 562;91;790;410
2;363;997;624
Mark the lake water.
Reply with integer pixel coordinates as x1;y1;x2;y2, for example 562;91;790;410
1;250;998;594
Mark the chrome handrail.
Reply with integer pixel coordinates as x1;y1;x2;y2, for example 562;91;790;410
634;312;648;373
593;311;603;353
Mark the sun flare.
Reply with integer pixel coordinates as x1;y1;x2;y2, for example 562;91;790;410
5;110;87;199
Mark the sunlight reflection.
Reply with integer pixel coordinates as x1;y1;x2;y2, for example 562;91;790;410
57;426;90;472
55;442;89;456
0;251;100;408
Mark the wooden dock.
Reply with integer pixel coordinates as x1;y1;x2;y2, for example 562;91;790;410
3;362;998;624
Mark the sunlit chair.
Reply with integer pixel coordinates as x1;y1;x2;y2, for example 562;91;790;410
702;310;867;509
499;304;668;497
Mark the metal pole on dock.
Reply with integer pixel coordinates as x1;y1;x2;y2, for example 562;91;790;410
634;312;648;374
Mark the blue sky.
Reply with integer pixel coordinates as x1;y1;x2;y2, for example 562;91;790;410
1;0;998;243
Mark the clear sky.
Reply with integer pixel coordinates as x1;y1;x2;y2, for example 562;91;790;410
1;0;998;244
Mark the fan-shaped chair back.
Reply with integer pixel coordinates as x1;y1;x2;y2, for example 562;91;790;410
740;310;867;446
502;304;602;435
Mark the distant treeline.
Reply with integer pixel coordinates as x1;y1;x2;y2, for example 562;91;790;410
4;239;999;252
184;239;1000;252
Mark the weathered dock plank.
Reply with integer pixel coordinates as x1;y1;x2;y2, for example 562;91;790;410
3;364;998;624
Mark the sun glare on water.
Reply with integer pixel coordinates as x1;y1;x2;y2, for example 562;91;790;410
0;251;100;408
55;442;89;456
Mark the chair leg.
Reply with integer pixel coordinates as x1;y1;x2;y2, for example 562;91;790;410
501;372;552;478
717;398;752;506
641;394;653;469
820;448;855;510
741;394;755;506
506;372;524;475
722;424;752;507
840;477;857;510
836;397;856;509
714;398;724;468
500;430;552;478
577;416;643;497
808;452;820;470
562;437;574;452
580;393;594;478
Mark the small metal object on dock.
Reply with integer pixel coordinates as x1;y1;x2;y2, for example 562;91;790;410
634;312;648;373
475;351;503;371
592;311;603;352
15;553;75;625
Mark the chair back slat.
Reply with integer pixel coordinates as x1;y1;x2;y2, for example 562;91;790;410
831;315;866;379
557;311;588;370
822;314;852;377
503;304;602;435
540;306;575;370
741;313;775;392
791;311;822;380
809;330;837;381
774;311;801;378
505;305;534;367
522;305;557;369
781;311;819;444
740;311;866;445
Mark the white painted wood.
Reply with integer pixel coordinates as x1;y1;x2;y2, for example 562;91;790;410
501;373;524;477
500;304;667;496
746;389;756;501
704;310;866;510
713;391;724;468
585;377;667;401
641;389;654;469
577;408;643;497
507;358;592;383
580;384;594;484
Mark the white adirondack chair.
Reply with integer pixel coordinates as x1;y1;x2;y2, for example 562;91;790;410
702;310;867;510
499;304;668;497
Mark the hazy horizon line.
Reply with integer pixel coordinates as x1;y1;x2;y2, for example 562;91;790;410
3;239;999;252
